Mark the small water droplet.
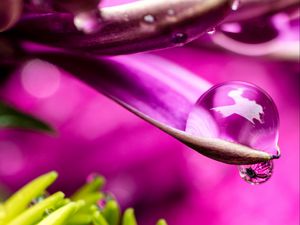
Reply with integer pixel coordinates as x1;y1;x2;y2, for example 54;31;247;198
238;160;273;185
44;208;54;216
97;193;114;211
123;14;130;22
74;10;102;34
171;32;188;44
167;9;175;16
231;0;240;11
87;173;100;182
207;27;216;35
143;14;156;24
30;192;49;206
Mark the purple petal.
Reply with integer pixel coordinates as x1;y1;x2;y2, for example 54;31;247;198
22;46;275;164
15;0;232;54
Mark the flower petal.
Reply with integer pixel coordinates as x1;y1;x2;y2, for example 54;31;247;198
16;0;232;55
26;49;276;165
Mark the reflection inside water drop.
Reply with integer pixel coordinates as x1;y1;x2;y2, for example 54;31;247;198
185;81;280;185
239;160;273;185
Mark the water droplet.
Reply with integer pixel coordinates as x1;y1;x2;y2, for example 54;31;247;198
167;9;175;16
123;14;130;22
97;193;114;211
207;27;216;35
185;81;280;185
87;173;100;182
239;160;273;185
231;0;240;11
143;14;156;24
171;32;188;44
30;192;49;206
74;10;102;34
44;208;54;216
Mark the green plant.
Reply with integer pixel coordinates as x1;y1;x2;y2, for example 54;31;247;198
0;172;167;225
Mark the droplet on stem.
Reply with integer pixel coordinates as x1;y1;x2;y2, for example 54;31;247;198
143;14;156;24
74;10;102;34
185;81;280;185
167;9;175;16
171;32;188;44
231;0;240;11
207;27;216;35
97;193;114;211
30;192;49;206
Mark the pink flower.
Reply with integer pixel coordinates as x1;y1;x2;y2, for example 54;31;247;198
0;1;299;225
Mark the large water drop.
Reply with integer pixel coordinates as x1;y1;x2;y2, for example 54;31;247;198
185;81;280;184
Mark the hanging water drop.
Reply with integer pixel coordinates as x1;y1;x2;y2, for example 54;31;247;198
231;0;240;11
185;81;280;185
239;160;274;184
74;10;102;34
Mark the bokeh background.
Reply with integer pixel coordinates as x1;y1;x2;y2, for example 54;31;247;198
0;0;299;225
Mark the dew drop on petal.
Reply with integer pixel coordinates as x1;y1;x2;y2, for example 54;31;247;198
143;14;156;24
74;10;102;34
231;0;240;11
207;27;216;35
171;32;188;44
167;9;175;16
185;81;280;184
